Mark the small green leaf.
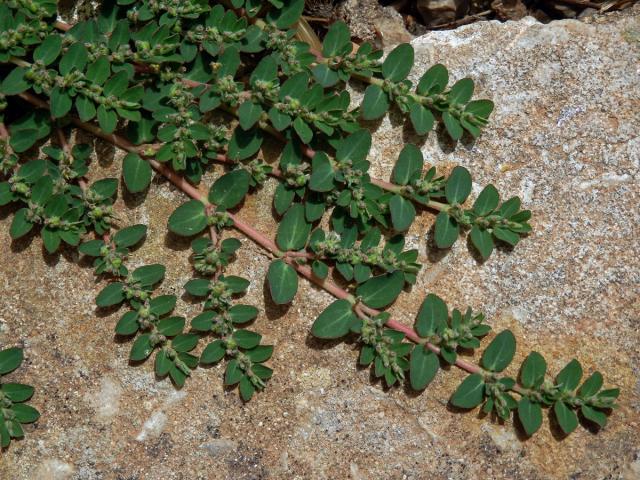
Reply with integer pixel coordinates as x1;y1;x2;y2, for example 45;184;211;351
470;226;494;260
122;153;152;193
392;144;423;186
131;264;165;287
155;350;172;377
434;212;459;249
276;203;310;251
578;371;603;398
451;373;485;409
233;330;262;349
228;127;263;161
481;330;516;373
556;359;582;392
410;346;439;390
518;398;543;436
309;152;335;192
554;401;579;435
361;84;389;121
266;0;305;28
382;43;414;82
445;166;472;204
581;404;607;428
335;129;371;164
33;35;62;65
417;64;448;95
168;200;207;236
96;282;125;307
409;103;435;136
415;294;448;337
389;194;416;231
113;224;147;248
2;383;34;403
50;87;72;118
267;259;298;305
238;101;263;130
11;404;40;424
130;334;153;361
115;311;139;335
0;348;23;375
473;184;499;216
356;271;404;309
171;334;199;352
200;340;226;364
520;351;547;389
311;299;356;339
224;359;243;385
442;112;463;140
322;21;351;57
228;305;259;324
209;169;250;209
1;67;29;95
156;316;185;337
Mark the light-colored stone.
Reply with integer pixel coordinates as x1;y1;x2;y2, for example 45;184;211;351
0;6;639;480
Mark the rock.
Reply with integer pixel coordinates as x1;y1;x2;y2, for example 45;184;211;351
1;6;640;480
337;0;414;45
417;0;469;26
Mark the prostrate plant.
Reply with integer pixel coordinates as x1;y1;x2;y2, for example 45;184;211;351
0;0;618;446
0;347;40;448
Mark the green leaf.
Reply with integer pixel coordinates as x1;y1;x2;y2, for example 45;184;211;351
335;129;371;164
382;43;414;82
149;295;177;316
434;212;459;248
245;345;273;363
417;64;448;95
389;195;416;231
276;203;310;251
451;373;485;409
415;294;448;337
518;398;543;436
33;35;62;65
465;99;494;119
266;0;305;28
1;67;29;95
113;224;147;248
228;305;259;324
233;330;262;349
155;350;172;377
554;401;579;435
209;169;250;209
409;346;439;390
130;334;153;361
200;340;226;364
156;316;185;337
409;103;435;136
442;112;463;140
172;334;199;352
59;43;88;75
115;310;139;335
445;166;472;204
356;271;404;309
131;264;165;287
96;282;125;307
578;371;603;398
470;226;494;260
10;209;33;239
361;84;389;121
122;153;152;193
581;404;607;428
322;21;351;57
473;184;499;216
168;200;207;236
267;259;298;305
309;152;335;192
0;348;23;375
311;299;357;339
481;330;516;373
50;87;72;118
239;376;255;401
448;78;474;104
392;144;423;185
224;359;243;385
520;351;547;389
312;64;339;87
11;404;39;424
2;383;34;403
97;105;118;134
556;359;582;392
238;101;263;130
228;127;263;160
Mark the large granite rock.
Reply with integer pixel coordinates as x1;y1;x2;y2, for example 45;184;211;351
1;7;639;480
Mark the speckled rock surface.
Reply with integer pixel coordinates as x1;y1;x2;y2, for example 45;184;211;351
1;8;640;480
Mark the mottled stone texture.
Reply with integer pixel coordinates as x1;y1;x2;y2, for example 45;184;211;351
1;7;640;480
